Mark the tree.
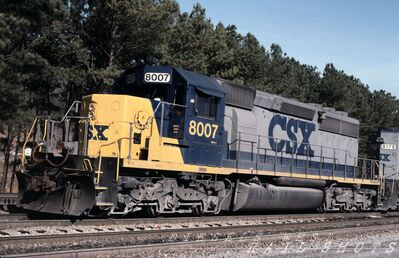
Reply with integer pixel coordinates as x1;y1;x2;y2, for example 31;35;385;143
317;64;372;154
369;90;399;129
237;33;268;87
207;23;241;80
69;0;179;93
318;64;371;118
0;0;69;191
163;3;213;74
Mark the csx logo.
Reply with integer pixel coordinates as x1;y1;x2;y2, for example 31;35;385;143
88;125;109;141
380;154;390;162
268;114;315;156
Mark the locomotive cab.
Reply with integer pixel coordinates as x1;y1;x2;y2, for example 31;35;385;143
112;66;226;166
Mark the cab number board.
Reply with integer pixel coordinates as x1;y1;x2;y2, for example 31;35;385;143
144;72;171;83
189;120;218;139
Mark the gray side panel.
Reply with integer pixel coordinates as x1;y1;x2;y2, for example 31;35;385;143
224;104;359;168
224;86;360;168
379;130;399;177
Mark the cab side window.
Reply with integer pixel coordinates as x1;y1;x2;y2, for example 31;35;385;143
195;91;218;119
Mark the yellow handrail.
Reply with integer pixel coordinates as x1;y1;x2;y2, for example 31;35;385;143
89;120;121;184
86;117;103;184
42;119;48;141
21;117;38;169
114;129;120;181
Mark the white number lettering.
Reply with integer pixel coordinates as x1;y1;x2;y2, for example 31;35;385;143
144;72;171;83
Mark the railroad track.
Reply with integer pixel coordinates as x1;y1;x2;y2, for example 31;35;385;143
0;211;393;230
1;212;399;256
4;224;397;258
0;213;27;222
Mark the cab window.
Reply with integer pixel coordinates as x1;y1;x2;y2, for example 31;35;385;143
195;91;218;119
128;83;169;101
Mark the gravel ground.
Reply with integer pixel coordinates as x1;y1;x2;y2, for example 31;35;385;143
3;226;399;257
128;227;399;258
1;216;399;257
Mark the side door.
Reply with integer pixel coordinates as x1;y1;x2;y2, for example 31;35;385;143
186;88;224;166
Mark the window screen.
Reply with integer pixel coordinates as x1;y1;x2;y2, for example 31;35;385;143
195;91;218;119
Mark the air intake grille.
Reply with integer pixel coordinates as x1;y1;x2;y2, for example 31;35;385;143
219;79;255;110
320;117;359;138
280;102;315;120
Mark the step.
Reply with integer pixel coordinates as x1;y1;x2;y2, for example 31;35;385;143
63;167;85;172
95;186;108;191
96;202;114;207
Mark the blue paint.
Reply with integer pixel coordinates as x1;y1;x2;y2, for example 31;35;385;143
143;68;226;167
225;150;356;178
268;114;315;156
268;115;286;152
88;125;109;141
380;154;390;161
184;86;226;166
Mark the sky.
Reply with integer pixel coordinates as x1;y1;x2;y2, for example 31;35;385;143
178;0;399;96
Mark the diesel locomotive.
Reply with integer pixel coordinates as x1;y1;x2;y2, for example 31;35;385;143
16;66;399;216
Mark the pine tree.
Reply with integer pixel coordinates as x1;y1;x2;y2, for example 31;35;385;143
207;23;241;80
163;3;213;74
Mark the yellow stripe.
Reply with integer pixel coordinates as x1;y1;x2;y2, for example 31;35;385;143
123;159;380;186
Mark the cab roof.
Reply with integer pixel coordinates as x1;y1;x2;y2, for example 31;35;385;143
173;67;225;98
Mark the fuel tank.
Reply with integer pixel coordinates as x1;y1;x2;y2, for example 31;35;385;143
273;177;326;189
232;182;324;211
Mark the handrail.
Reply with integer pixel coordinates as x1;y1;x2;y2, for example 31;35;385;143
21;117;39;169
114;129;120;181
59;101;81;124
227;131;358;158
229;135;360;163
229;133;378;181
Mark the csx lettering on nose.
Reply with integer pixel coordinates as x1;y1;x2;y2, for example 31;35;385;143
88;125;109;141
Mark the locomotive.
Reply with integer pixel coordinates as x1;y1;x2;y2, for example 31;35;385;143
16;66;399;216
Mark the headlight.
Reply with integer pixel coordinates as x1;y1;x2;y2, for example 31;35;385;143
88;103;96;120
88;103;95;112
89;112;96;120
24;148;32;157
